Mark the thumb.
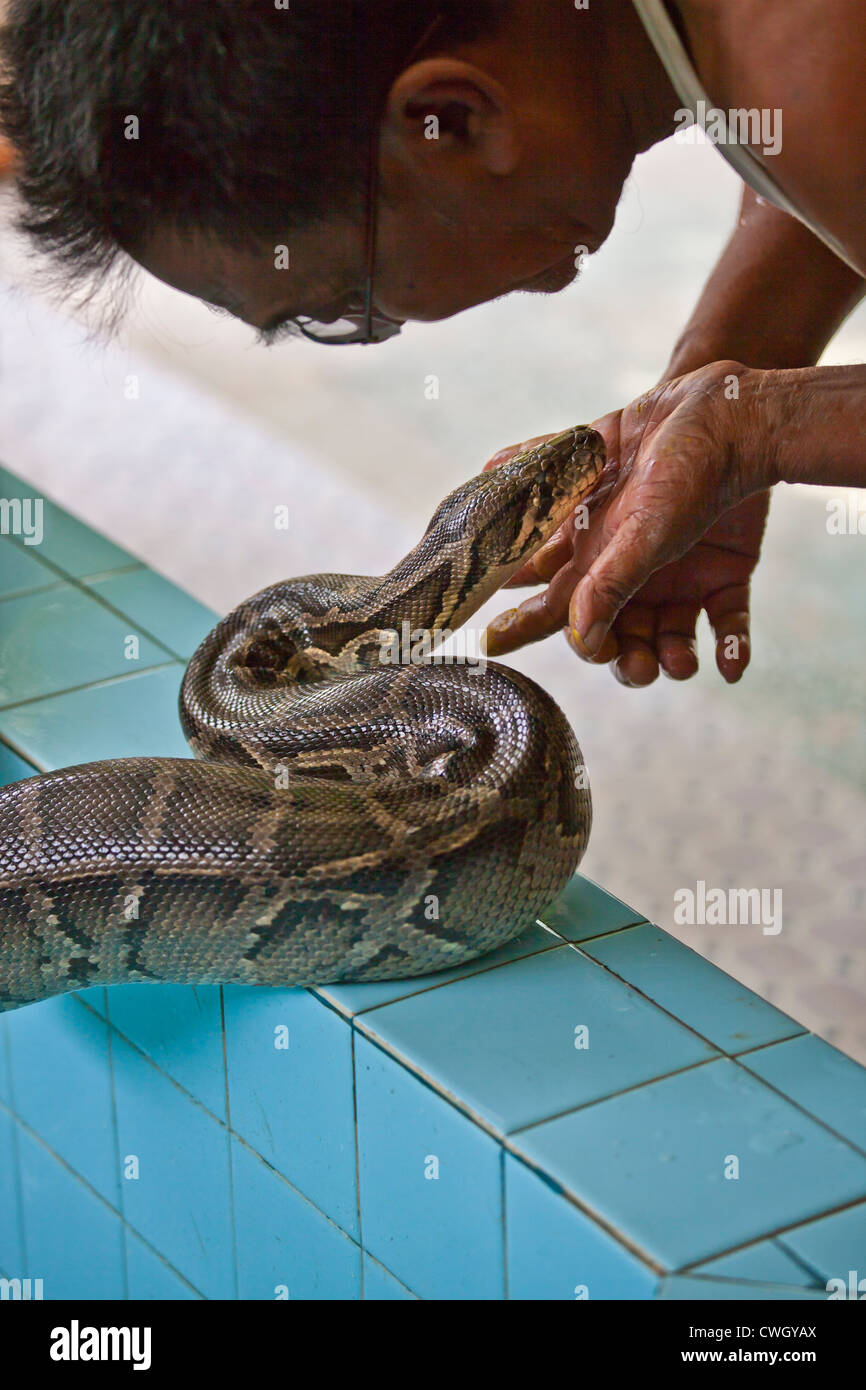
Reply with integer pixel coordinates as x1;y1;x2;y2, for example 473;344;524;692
568;511;665;656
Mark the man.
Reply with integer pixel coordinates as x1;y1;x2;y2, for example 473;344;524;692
1;0;864;687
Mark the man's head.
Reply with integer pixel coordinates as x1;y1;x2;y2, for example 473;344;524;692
0;0;673;342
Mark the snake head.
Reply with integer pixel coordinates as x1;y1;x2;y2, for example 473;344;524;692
479;424;606;567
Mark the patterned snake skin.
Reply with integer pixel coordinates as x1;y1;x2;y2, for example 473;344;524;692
0;428;604;1011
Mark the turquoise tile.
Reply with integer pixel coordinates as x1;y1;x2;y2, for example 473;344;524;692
742;1035;866;1152
315;922;558;1017
0;470;136;577
0;741;36;786
0;537;59;599
5;996;119;1206
0;1017;9;1105
17;1125;125;1298
695;1239;822;1288
583;924;804;1054
232;1139;361;1300
0;585;170;707
0;1107;24;1276
505;1155;655;1299
538;874;646;941
84;570;217;660
125;1227;204;1300
224;988;357;1237
0;665;189;766
512;1059;866;1269
658;1275;829;1300
362;1253;416;1300
780;1201;866;1288
355;1034;503;1299
357;947;716;1134
105;985;226;1120
112;1033;234;1299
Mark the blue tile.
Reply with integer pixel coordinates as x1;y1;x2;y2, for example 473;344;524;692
16;1125;125;1298
658;1275;829;1300
0;1017;9;1105
232;1139;361;1300
505;1155;655;1299
742;1035;866;1152
112;1033;234;1299
0;585;171;707
512;1059;866;1269
780;1201;866;1287
0;665;189;767
105;985;226;1120
0;537;59;599
355;1034;503;1300
5;996;119;1206
0;1106;24;1275
362;1253;416;1300
357;947;715;1134
0;472;136;578
124;1227;203;1300
84;570;217;661
583;925;804;1054
695;1239;821;1288
0;741;36;786
538;874;646;942
224;987;358;1238
315;922;558;1017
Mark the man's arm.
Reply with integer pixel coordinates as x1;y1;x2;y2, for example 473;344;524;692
664;186;865;379
486;186;865;682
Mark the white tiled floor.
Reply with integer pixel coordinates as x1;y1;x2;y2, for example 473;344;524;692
1;135;864;1059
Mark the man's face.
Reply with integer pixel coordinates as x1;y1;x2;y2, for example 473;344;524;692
135;190;589;347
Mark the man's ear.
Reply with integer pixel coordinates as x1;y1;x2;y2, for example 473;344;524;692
383;58;520;175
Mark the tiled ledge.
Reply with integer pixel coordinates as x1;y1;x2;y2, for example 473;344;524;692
2;468;866;1300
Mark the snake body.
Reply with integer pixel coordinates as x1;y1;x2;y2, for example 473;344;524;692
0;428;603;1011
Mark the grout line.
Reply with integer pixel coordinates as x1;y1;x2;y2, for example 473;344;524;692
675;1191;866;1274
359;1247;419;1300
3;524;205;664
733;1055;866;1159
539;915;647;946
509;1055;721;1137
0;579;66;605
1;1017;28;1272
103;990;129;1300
350;1028;364;1276
74;996;364;1250
500;1148;509;1301
220;987;240;1301
313;939;564;1019
774;1237;830;1288
502;1146;664;1277
0;660;181;715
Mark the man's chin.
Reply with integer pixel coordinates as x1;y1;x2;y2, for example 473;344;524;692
515;260;580;294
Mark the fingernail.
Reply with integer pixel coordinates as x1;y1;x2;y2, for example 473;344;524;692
573;621;607;657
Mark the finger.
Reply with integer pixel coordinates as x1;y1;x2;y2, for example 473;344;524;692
610;604;659;687
568;511;665;657
486;554;586;656
705;585;751;683
655;602;701;681
564;626;620;665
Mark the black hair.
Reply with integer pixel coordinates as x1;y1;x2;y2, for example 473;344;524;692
0;0;503;296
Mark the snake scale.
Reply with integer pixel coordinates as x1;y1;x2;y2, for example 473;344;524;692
0;427;604;1011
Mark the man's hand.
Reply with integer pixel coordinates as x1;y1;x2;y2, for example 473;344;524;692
484;362;772;684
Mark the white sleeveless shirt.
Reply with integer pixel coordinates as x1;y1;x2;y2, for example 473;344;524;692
632;0;861;274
